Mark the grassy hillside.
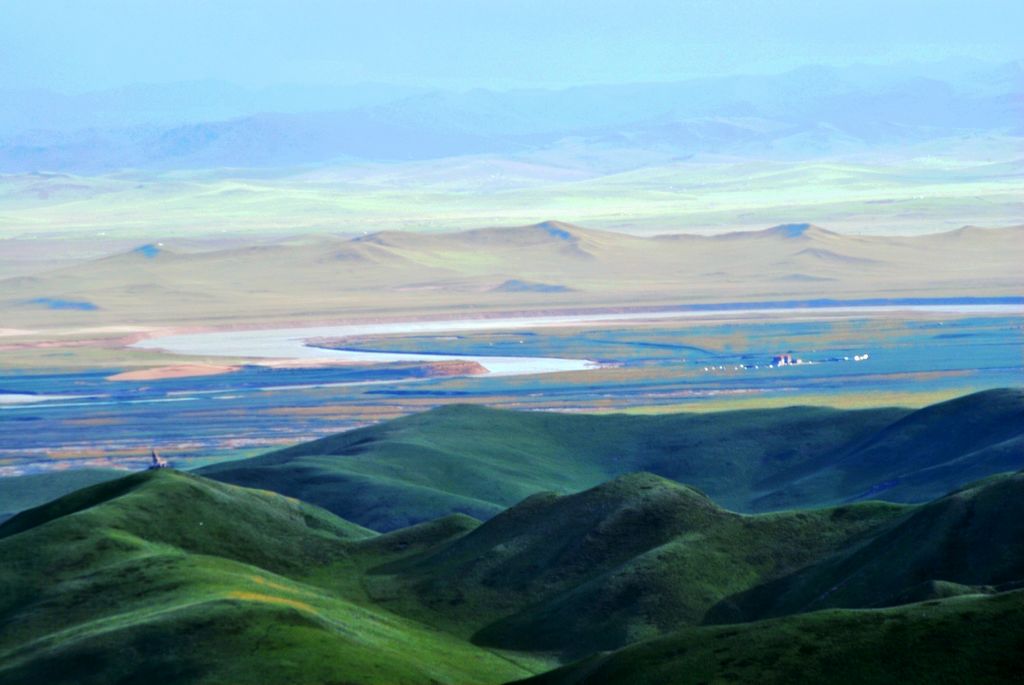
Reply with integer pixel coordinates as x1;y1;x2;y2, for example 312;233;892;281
202;388;1024;531
0;468;124;522
202;401;901;529
751;388;1024;508
3;464;1023;682
708;470;1024;623
0;470;542;685
366;473;905;657
311;465;1024;661
513;590;1024;685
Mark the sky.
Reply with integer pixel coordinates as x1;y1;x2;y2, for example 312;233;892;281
3;0;1023;93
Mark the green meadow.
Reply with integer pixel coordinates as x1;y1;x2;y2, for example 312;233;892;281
2;153;1021;246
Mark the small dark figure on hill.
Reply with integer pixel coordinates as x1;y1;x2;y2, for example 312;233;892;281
148;449;169;470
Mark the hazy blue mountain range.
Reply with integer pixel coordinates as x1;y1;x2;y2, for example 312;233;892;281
2;60;1020;172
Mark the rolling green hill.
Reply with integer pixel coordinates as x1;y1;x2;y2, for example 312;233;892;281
750;388;1024;509
3;462;1023;683
512;589;1024;685
367;472;906;657
202;388;1024;531
0;468;125;523
0;470;542;685
361;467;1022;658
707;470;1024;623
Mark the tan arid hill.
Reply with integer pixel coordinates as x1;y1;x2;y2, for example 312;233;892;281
1;221;1021;330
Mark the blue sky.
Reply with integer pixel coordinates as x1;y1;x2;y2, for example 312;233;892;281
3;0;1022;92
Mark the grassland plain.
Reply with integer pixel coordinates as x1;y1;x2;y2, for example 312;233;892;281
200;388;1024;531
2;154;1021;243
2;464;1023;683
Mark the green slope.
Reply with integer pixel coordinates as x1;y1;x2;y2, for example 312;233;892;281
511;590;1024;685
707;470;1024;623
4;464;1024;682
366;473;905;658
751;388;1024;508
0;468;125;523
201;388;1024;531
0;470;542;685
357;467;1024;659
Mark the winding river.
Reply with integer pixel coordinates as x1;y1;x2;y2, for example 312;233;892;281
130;303;1023;378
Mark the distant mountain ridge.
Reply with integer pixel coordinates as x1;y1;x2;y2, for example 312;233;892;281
1;61;1020;172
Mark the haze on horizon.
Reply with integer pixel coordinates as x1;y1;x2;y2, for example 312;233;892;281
4;0;1023;94
1;1;1021;243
